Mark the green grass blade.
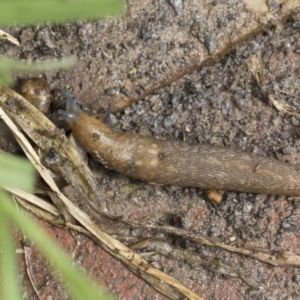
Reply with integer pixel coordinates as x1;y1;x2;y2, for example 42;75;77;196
0;154;35;193
0;56;77;85
0;190;114;300
0;56;77;72
0;0;124;26
0;208;22;300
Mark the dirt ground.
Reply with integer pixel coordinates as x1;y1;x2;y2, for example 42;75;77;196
1;1;300;299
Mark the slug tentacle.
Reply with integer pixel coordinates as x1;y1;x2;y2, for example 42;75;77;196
103;102;112;125
58;92;84;127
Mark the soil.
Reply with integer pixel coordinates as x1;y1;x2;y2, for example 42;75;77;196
1;1;300;299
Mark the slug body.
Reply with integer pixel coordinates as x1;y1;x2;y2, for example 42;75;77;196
18;78;51;114
59;94;300;196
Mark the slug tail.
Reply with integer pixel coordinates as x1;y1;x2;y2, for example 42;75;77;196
58;92;84;128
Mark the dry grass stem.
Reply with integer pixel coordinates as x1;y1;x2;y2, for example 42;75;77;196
0;87;202;300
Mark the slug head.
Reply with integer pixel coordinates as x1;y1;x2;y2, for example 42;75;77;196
58;92;84;128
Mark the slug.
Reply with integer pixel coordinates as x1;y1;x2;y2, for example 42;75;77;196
18;78;51;114
59;92;300;197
